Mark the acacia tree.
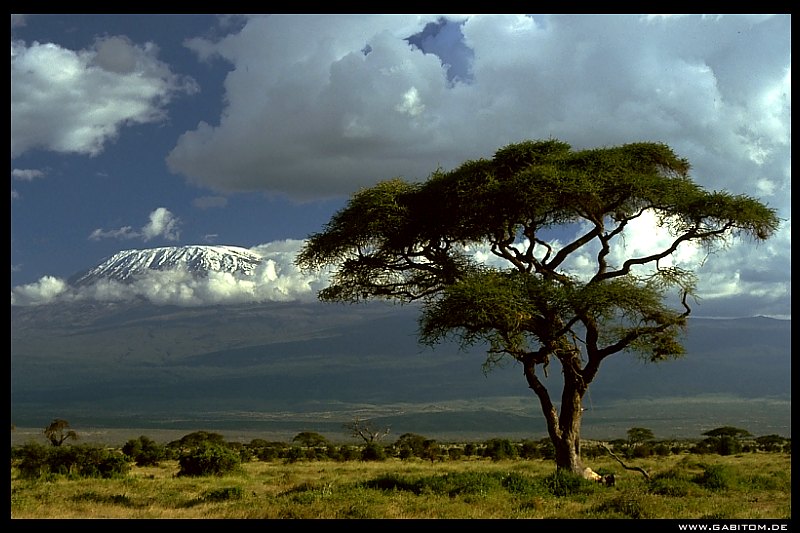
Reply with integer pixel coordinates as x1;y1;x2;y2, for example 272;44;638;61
296;139;779;474
344;417;391;444
43;418;78;447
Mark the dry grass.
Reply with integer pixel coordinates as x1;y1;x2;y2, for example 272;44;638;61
11;453;791;519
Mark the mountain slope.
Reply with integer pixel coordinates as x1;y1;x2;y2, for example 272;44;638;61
68;245;263;286
10;300;791;440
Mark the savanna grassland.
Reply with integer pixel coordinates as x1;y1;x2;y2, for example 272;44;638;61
11;452;791;519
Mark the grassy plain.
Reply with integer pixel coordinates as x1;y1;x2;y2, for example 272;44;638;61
11;452;791;519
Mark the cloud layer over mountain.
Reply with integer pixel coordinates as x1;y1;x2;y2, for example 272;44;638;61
11;215;790;319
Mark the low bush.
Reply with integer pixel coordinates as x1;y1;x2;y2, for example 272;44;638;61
177;442;241;477
13;442;129;479
694;464;735;491
541;468;596;497
204;486;244;502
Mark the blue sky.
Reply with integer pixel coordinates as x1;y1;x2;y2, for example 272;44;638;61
10;14;791;319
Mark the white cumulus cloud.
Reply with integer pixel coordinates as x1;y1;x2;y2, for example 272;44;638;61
11;35;197;158
89;207;181;242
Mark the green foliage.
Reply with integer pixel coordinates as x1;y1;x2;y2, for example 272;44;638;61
393;433;428;457
282;446;305;463
483;438;519;461
169;430;226;451
13;442;130;479
43;419;79;447
14;442;52;479
754;434;789;452
292;431;329;447
648;468;695;497
422;471;504;497
177;442;242;477
204;486;244;502
694;464;735;491
337;445;361;461
247;439;287;461
541;469;596;497
501;471;541;496
366;471;507;497
122;435;166;467
360;442;387;461
697;435;743;456
627;427;655;444
419;440;442;462
519;440;542;459
702;426;752;439
594;491;649;519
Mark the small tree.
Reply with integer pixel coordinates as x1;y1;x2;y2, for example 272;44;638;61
177;442;241;476
43;419;78;447
701;426;751;455
360;442;387;461
627;427;655;445
167;431;226;455
420;439;442;462
754;434;788;452
292;431;329;448
625;427;656;457
297;139;779;474
702;426;752;439
122;435;166;467
394;432;428;458
344;416;390;444
483;438;518;461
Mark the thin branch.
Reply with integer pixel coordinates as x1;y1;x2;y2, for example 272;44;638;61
600;443;651;480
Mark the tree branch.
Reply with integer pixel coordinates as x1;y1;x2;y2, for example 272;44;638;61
600;443;651;480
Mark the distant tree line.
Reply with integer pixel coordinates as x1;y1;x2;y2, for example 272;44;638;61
10;420;791;480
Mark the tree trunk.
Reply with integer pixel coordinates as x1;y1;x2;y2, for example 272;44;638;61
552;386;584;474
524;348;588;474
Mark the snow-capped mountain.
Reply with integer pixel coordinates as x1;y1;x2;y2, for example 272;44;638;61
69;245;264;286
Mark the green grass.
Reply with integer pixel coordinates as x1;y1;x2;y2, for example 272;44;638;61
11;452;791;519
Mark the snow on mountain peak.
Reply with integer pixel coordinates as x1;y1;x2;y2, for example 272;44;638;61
69;245;264;286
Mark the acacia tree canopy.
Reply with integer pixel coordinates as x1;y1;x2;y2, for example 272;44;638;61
296;139;779;473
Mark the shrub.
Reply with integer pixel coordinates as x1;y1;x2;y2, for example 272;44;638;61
363;474;419;492
694;464;735;491
204;486;244;502
420;440;442;462
632;444;653;458
122;435;165;467
653;443;672;456
168;431;226;454
338;445;361;461
283;447;305;463
361;442;386;461
398;447;414;460
393;433;428;458
417;472;503;497
483;438;518;461
648;469;694;497
14;442;51;479
178;442;241;477
542;468;595;497
501;471;541;496
13;443;129;479
519;440;541;459
595;492;649;518
447;447;464;460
